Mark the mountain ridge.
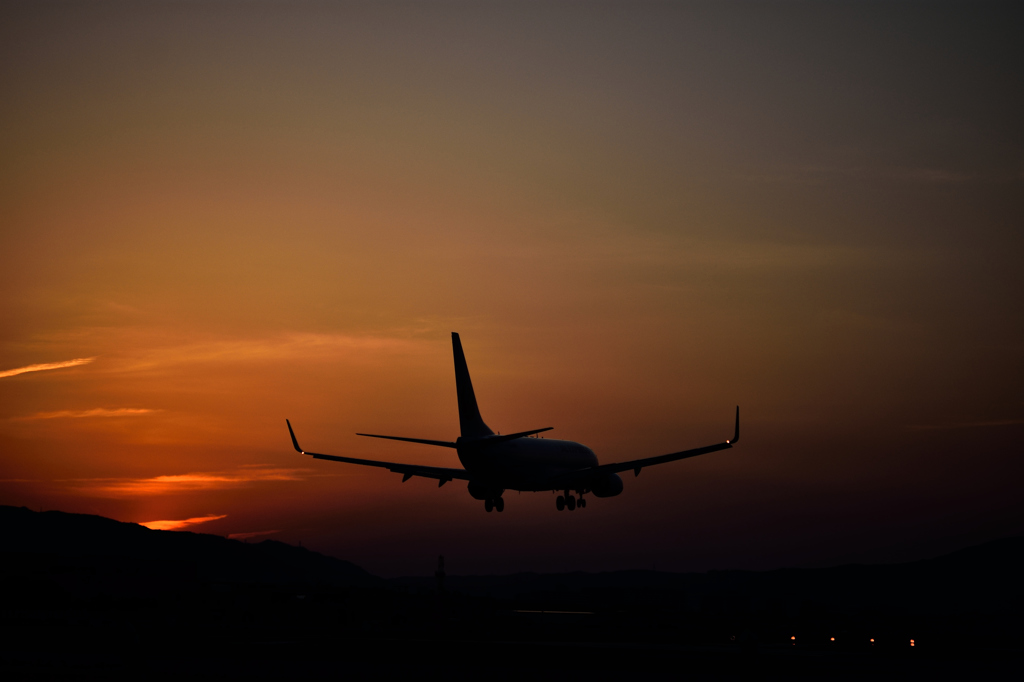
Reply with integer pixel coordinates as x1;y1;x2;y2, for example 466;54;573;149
0;504;377;595
4;504;1022;616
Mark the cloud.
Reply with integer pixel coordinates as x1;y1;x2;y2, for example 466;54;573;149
73;467;310;497
228;530;280;540
4;330;438;381
139;514;226;531
0;357;96;379
120;333;427;372
17;408;157;420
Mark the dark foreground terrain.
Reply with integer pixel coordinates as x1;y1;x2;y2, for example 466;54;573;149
2;505;1022;679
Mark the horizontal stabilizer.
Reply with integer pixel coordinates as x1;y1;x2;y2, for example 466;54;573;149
356;433;458;448
477;427;554;444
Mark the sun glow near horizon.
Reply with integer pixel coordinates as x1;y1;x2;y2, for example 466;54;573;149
139;514;227;531
1;2;1021;576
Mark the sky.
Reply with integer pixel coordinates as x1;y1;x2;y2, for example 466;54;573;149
1;1;1022;578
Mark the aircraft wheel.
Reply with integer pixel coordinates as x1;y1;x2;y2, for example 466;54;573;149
556;496;565;511
566;495;576;511
579;498;586;509
485;499;493;512
495;497;504;512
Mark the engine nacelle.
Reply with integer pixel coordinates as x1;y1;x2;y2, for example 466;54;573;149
591;472;624;498
467;481;504;500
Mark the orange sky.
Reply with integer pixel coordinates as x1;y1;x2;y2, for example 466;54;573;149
1;2;1022;576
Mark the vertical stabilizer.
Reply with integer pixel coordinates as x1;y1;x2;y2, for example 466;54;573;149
451;333;494;439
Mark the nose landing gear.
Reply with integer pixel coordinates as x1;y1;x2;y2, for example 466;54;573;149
484;497;505;512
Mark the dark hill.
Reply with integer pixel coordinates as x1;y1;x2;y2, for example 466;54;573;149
2;505;1023;677
393;536;1024;616
0;505;377;603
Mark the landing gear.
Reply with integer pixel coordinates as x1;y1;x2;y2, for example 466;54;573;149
485;497;505;513
485;499;493;512
495;497;504;512
555;493;586;511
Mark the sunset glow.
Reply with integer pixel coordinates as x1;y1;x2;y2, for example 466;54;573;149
140;514;227;531
1;2;1020;578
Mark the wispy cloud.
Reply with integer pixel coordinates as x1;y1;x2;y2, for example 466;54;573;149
228;529;280;540
16;408;157;420
0;357;96;379
140;514;226;531
5;330;435;380
124;333;425;371
72;467;310;497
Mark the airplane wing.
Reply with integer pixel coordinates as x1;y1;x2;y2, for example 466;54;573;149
287;420;471;486
548;407;739;486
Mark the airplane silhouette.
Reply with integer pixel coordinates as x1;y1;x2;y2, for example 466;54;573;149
287;333;738;512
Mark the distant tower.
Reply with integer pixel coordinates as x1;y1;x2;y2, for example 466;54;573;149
435;555;445;595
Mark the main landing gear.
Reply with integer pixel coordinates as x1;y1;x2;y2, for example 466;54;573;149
555;491;586;511
484;497;505;513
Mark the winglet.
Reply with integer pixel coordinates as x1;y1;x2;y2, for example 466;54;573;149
286;419;304;454
728;406;739;444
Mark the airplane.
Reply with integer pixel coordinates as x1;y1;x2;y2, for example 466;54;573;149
287;332;738;513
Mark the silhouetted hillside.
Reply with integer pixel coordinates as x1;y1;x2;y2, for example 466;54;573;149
5;504;1021;617
0;505;376;604
393;536;1024;616
1;505;1022;678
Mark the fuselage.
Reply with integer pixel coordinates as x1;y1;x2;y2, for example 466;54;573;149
458;436;597;494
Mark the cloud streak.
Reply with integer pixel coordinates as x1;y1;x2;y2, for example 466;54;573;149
0;357;96;379
73;467;310;497
115;333;427;374
17;408;157;420
139;514;226;531
228;530;280;540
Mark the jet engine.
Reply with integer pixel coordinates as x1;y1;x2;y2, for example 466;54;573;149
467;480;505;500
590;472;624;498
